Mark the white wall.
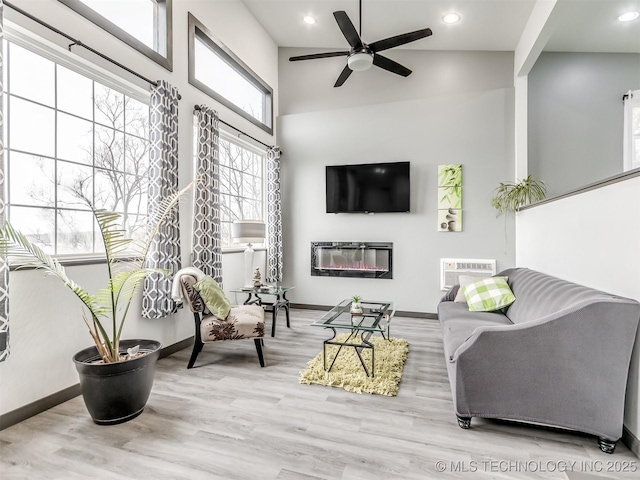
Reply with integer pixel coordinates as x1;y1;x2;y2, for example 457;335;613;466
1;0;277;415
528;52;640;197
516;177;640;443
279;49;516;314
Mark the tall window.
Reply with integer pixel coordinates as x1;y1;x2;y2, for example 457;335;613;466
623;89;640;172
4;40;150;255
58;0;172;71
218;135;265;247
188;13;273;134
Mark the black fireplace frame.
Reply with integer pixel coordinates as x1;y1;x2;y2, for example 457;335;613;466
311;242;393;279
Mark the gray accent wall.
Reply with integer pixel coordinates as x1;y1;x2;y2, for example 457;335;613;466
528;52;640;197
278;50;516;314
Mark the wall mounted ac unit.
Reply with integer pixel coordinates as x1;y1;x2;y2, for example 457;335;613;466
440;258;496;290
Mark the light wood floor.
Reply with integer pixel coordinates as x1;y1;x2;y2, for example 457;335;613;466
1;309;638;479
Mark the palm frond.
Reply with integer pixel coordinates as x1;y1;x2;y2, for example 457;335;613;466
94;210;132;260
94;267;167;313
0;223;103;318
0;179;196;363
129;180;198;268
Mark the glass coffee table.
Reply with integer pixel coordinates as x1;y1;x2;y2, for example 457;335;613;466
311;299;394;377
231;286;294;337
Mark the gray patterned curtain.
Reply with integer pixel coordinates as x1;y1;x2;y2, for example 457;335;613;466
0;0;8;361
266;147;283;283
142;80;181;319
192;105;223;286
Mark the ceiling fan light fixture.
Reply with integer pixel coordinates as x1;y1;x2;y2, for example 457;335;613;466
618;11;639;22
348;52;374;71
303;15;316;25
443;12;461;24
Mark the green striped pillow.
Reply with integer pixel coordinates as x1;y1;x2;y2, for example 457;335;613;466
461;276;516;312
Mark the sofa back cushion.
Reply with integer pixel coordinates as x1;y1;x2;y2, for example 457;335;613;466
500;268;626;324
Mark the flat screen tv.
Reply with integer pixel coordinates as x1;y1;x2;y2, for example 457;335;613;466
326;161;410;213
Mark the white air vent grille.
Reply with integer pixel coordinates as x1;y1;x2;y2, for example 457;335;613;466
440;258;496;290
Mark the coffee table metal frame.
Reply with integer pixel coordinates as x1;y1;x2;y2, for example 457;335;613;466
311;299;394;378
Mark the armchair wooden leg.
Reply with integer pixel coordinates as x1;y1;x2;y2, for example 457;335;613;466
188;312;204;369
187;340;203;369
254;338;265;367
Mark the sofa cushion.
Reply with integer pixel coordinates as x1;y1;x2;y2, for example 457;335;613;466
438;302;513;358
462;276;516;312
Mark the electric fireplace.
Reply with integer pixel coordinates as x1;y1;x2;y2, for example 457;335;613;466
311;242;393;279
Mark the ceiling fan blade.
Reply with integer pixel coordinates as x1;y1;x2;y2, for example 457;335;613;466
334;65;353;87
289;51;349;62
373;54;412;77
369;28;433;53
333;11;363;49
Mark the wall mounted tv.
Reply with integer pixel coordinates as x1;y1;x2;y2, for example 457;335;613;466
326;161;410;213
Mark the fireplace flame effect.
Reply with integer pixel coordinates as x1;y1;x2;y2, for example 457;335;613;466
314;264;388;272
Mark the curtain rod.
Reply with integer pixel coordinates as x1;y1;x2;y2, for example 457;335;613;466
4;1;181;99
194;105;277;152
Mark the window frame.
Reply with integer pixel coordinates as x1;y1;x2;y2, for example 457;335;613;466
57;0;173;71
216;131;267;251
623;89;640;173
188;13;273;135
3;26;152;261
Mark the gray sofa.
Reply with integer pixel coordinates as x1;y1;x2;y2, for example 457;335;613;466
438;267;640;454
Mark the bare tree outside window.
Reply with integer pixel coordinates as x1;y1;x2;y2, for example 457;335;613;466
5;40;149;255
215;137;264;247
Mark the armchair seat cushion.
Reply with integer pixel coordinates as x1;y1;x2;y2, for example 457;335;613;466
201;304;265;342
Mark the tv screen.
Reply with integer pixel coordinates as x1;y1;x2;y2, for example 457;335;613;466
326;162;410;213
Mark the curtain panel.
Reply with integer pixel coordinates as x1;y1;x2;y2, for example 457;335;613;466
266;147;283;283
193;105;223;286
142;80;181;319
0;0;8;362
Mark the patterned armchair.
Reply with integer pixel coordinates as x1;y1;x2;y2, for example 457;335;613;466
177;272;265;369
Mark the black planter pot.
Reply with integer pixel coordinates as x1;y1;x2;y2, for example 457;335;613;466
73;339;162;425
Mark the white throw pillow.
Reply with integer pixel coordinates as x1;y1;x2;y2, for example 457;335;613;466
454;275;488;302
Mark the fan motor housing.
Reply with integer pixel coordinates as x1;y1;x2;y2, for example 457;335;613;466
348;49;374;71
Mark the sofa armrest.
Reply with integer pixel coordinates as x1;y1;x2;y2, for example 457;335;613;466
449;300;640;440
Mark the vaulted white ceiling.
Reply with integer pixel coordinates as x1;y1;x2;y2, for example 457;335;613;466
241;0;640;53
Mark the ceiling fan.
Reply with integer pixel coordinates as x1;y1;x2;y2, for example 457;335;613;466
289;0;433;87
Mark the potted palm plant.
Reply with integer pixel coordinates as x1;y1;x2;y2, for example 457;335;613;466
0;182;194;425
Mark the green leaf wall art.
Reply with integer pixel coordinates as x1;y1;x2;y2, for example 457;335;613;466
438;164;462;187
438;164;462;232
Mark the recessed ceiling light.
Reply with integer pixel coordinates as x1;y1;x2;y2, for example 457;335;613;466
619;11;639;22
303;15;316;25
443;12;461;24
